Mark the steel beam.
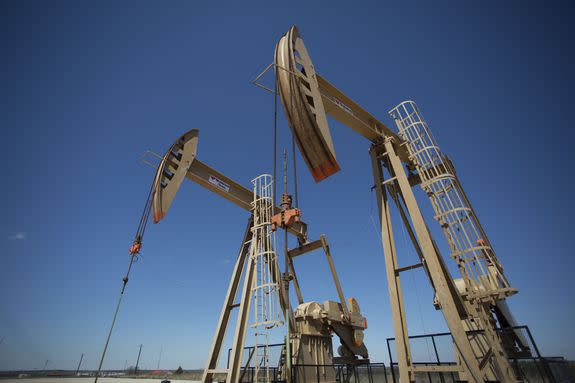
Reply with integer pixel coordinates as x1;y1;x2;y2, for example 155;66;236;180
187;158;307;241
227;239;257;383
320;235;349;318
287;239;322;258
369;146;413;383
381;138;485;383
202;217;253;383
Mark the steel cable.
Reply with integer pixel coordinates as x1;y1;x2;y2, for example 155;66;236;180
93;178;155;382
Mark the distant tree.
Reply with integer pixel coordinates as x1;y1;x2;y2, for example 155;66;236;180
126;366;137;374
175;366;184;375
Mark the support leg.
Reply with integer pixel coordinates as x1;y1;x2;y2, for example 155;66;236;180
370;147;413;383
288;255;304;305
320;235;349;318
381;139;485;383
227;239;258;383
202;217;253;383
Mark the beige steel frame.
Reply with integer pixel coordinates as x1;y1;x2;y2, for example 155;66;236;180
201;225;357;383
201;216;255;383
370;138;517;383
148;24;524;383
147;129;359;383
148;130;299;383
249;174;283;383
388;101;518;382
271;25;522;383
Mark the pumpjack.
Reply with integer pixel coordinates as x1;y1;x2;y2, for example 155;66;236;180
95;24;551;383
149;129;370;383
269;25;533;383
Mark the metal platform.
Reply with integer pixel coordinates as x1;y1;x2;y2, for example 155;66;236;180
385;326;571;383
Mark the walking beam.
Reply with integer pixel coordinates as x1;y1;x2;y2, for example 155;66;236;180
150;128;308;242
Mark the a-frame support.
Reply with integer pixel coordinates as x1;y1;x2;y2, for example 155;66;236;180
201;215;297;383
201;216;255;383
370;146;413;383
370;138;494;383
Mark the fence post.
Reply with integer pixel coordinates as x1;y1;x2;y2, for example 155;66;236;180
386;338;397;383
524;326;556;383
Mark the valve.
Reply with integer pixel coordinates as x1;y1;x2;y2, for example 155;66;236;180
129;239;142;255
271;193;301;231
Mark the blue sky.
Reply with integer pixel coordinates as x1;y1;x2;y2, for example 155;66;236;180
1;0;574;371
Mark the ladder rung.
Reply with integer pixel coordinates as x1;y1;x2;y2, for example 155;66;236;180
410;365;460;373
395;263;423;274
381;176;397;186
479;348;493;370
207;368;228;374
229;303;240;309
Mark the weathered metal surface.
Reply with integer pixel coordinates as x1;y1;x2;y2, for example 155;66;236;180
152;129;198;223
275;26;412;182
275;26;340;182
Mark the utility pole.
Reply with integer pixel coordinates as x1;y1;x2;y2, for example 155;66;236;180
134;344;143;375
75;353;84;375
42;359;49;374
157;345;163;370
